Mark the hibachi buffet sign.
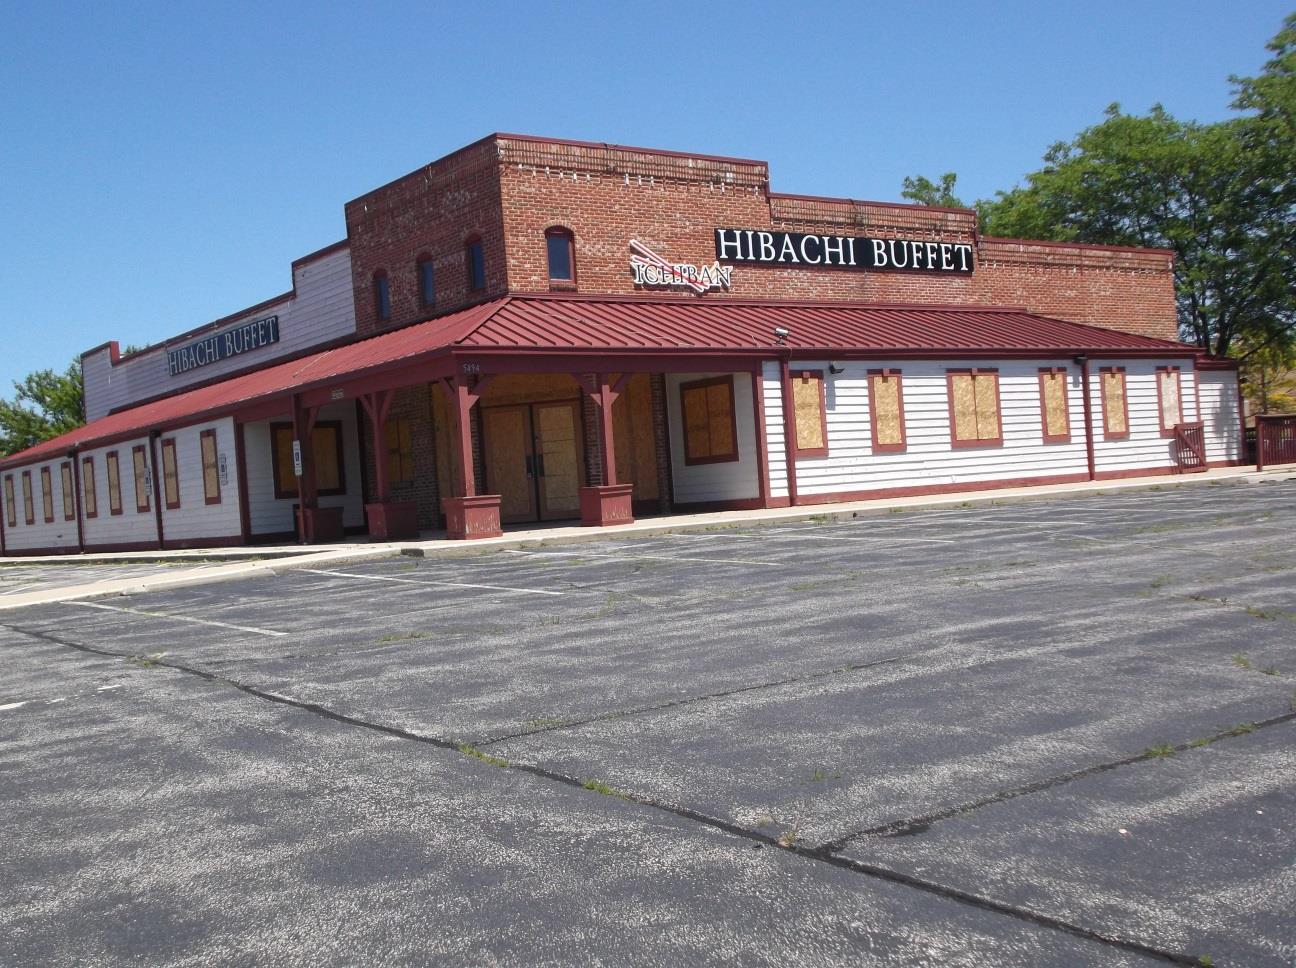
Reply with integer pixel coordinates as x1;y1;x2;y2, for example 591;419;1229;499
714;229;974;274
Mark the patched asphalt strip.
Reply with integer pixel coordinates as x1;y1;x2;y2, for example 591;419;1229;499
818;713;1296;852
0;618;1198;966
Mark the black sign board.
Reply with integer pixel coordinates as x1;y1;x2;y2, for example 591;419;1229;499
168;315;280;377
715;229;973;274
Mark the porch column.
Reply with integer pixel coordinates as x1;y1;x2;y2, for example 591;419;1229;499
292;394;342;543
436;373;502;540
576;372;635;527
359;389;417;540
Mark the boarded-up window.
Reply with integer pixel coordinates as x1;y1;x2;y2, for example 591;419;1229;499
4;475;15;527
132;446;151;513
161;438;180;509
948;369;1002;446
679;376;738;465
200;429;221;504
82;457;98;518
22;471;34;525
271;422;346;498
868;369;906;453
106;452;122;515
61;462;75;521
1101;368;1129;439
792;370;828;458
385;419;414;484
41;467;54;523
1039;368;1071;443
1157;367;1182;435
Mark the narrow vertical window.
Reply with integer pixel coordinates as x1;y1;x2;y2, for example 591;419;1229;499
1038;367;1072;443
373;270;391;322
41;467;54;523
545;227;575;286
868;369;907;453
1100;367;1129;440
791;369;828;458
161;437;180;509
201;429;221;504
1156;366;1182;436
465;235;485;291
4;475;15;528
132;445;151;513
679;376;738;465
61;462;75;521
22;470;34;525
106;451;123;515
417;256;436;309
385;419;414;483
947;369;1003;446
82;457;98;518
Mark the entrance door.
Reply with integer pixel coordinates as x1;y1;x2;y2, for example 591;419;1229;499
482;400;584;523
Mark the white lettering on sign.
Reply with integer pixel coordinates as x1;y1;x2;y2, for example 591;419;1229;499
218;452;229;486
292;440;303;477
629;240;731;295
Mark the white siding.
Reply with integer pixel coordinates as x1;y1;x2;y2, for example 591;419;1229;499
768;359;1091;498
665;372;761;504
243;401;365;537
762;360;788;498
80;436;159;549
158;417;243;543
2;460;81;552
1198;371;1243;463
83;246;356;420
1091;358;1189;474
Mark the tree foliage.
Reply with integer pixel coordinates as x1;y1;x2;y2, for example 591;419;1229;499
905;14;1296;363
0;363;85;458
901;172;965;208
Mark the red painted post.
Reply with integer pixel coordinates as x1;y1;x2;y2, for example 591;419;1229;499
1078;357;1096;481
779;352;799;506
598;375;617;485
455;379;476;497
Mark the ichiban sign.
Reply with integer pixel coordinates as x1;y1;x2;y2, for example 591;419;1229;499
714;229;974;274
629;240;732;294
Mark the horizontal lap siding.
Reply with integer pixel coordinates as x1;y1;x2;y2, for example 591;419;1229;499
81;436;158;548
779;359;1089;496
244;402;365;537
1198;372;1242;463
2;460;81;551
83;248;356;421
763;361;788;498
1091;359;1184;474
665;372;761;504
159;418;242;541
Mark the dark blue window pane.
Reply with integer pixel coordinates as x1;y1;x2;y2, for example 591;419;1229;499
375;275;391;320
419;261;435;307
468;241;485;290
547;233;573;281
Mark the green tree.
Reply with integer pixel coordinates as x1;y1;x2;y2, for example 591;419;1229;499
901;172;965;208
0;362;85;457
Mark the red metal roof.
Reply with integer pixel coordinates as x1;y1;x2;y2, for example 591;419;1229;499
1;294;1195;469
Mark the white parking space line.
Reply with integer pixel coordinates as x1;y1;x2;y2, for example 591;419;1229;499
506;550;779;567
0;701;28;712
303;569;563;596
69;601;289;637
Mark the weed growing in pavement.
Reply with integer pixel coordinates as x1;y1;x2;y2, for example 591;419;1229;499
807;514;830;524
457;744;509;769
1262;666;1281;676
888;507;904;514
1144;743;1176;758
523;716;568;731
1232;652;1253;670
581;778;627;798
777;823;801;848
1198;954;1214;966
126;653;166;668
1149;575;1171;589
809;768;843;782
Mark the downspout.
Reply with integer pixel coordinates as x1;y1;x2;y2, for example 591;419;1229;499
778;350;799;506
1077;356;1096;481
70;450;85;553
149;431;165;550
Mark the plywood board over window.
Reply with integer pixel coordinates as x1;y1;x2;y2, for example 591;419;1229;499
947;369;1003;447
271;422;345;499
1101;367;1130;439
1038;368;1072;444
60;462;75;521
385;419;414;484
1156;366;1182;436
40;466;54;523
132;445;151;513
22;470;35;525
680;376;738;465
106;451;122;515
200;429;221;504
792;369;828;458
868;369;906;453
161;438;180;509
82;457;98;518
4;475;16;528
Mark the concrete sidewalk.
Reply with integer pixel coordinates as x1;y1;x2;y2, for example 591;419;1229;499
1;463;1291;611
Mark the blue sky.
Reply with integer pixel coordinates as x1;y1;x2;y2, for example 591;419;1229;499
0;0;1289;396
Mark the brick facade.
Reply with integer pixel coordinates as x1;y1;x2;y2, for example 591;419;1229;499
344;133;1179;343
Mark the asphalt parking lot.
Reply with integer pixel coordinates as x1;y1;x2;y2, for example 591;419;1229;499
2;479;1294;967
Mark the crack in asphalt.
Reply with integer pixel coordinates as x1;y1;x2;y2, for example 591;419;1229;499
818;712;1296;852
2;619;1199;966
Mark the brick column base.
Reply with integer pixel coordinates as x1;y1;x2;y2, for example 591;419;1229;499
579;484;635;527
441;495;503;540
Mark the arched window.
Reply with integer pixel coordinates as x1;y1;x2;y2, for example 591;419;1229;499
464;235;485;292
416;254;435;309
373;269;391;321
545;227;576;286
